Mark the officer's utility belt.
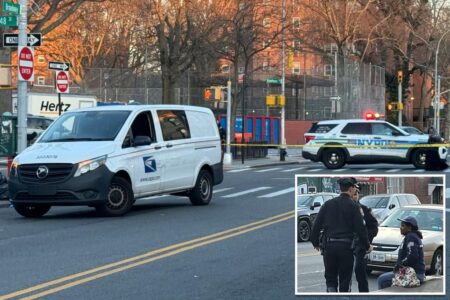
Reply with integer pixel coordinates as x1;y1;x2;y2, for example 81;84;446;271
327;237;353;244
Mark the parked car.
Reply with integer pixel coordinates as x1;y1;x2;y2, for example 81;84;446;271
1;114;54;145
297;192;339;242
359;193;421;223
367;205;444;275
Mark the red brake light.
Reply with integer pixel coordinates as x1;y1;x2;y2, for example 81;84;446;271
305;135;315;143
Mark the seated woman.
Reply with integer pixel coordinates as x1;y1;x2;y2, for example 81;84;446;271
377;216;426;289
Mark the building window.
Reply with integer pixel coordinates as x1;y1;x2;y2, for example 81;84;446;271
292;62;301;75
36;76;46;86
324;64;335;76
263;17;271;28
263;61;270;71
238;66;245;74
292;17;300;30
37;55;46;64
324;43;338;54
293;39;301;51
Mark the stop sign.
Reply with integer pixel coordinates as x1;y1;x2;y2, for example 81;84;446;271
18;46;34;81
56;71;69;93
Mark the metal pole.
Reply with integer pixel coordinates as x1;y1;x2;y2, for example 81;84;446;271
241;73;245;164
334;51;338;119
17;0;28;153
280;0;286;161
223;80;232;165
398;81;402;126
145;46;148;104
437;75;441;134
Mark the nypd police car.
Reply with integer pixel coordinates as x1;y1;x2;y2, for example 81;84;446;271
302;119;447;169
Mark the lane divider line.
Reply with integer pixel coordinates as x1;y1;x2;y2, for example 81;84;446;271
0;211;294;300
221;187;272;198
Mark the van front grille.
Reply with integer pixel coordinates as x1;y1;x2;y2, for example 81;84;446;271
18;164;74;183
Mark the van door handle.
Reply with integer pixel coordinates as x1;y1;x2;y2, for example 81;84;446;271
155;146;162;150
166;144;173;148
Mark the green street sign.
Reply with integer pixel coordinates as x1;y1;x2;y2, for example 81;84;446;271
3;2;20;15
0;15;17;26
266;77;282;85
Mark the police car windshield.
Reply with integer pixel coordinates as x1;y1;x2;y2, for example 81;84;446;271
40;110;131;142
380;209;443;231
297;195;314;207
360;196;389;209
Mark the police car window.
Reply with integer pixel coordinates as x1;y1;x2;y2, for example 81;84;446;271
309;124;337;133
341;123;371;134
157;110;191;141
372;123;398;136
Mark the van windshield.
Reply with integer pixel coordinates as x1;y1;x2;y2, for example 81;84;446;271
39;111;131;142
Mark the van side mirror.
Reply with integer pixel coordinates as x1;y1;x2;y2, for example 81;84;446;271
389;203;396;210
134;135;151;147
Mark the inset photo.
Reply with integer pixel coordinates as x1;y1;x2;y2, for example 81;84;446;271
295;175;445;295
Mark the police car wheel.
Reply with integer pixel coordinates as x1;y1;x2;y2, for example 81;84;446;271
189;170;213;206
96;176;134;217
14;204;51;218
411;149;427;169
430;248;443;275
322;148;345;169
297;219;310;242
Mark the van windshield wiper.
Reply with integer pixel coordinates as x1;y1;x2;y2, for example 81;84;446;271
46;137;109;142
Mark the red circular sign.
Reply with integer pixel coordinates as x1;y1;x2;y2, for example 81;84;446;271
19;47;34;81
56;71;69;93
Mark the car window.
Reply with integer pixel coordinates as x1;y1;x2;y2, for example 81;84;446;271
308;124;337;133
313;196;324;206
372;123;402;136
122;111;156;148
398;195;409;206
406;195;420;205
381;209;443;231
391;196;400;208
157;110;191;141
297;195;314;207
323;195;334;201
360;196;389;208
341;123;371;134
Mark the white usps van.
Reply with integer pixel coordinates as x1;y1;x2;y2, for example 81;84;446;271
9;105;223;217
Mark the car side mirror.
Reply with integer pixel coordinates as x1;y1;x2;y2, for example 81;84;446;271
134;135;151;147
388;203;396;210
311;202;321;209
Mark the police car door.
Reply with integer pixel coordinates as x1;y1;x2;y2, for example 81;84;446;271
340;122;372;157
370;123;405;158
122;111;163;195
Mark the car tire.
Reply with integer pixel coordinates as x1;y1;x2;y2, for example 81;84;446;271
430;248;443;275
411;148;427;169
14;204;51;218
297;219;311;242
189;170;213;206
322;148;345;169
96;176;134;217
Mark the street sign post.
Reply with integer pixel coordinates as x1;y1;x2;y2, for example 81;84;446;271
266;77;282;85
3;33;41;47
0;15;17;26
18;46;34;81
48;61;70;71
2;1;20;14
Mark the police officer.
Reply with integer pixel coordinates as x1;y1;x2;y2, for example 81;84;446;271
351;185;378;292
310;177;373;292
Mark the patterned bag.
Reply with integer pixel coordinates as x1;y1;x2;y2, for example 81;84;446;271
392;267;421;288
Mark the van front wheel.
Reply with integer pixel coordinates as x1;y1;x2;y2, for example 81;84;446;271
96;176;134;217
189;170;213;206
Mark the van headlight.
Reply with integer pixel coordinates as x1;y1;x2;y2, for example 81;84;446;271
10;159;19;177
74;155;107;177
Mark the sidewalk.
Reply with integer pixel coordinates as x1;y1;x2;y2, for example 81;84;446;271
224;149;306;170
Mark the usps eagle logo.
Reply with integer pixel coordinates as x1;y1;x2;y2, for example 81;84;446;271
143;156;157;173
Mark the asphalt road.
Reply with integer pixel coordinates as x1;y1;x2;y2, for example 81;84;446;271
0;167;298;300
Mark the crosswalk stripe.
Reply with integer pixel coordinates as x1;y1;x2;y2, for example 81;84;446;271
255;168;282;173
258;187;295;198
281;167;306;172
358;169;375;172
227;168;250;173
214;188;233;193
222;187;272;198
386;169;401;173
333;169;346;172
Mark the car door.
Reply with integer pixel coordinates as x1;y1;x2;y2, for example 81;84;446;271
309;195;324;224
370;123;407;159
118;110;163;195
156;109;195;191
339;122;372;157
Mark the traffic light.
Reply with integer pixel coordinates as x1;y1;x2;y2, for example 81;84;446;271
387;102;404;111
397;70;403;83
204;88;214;101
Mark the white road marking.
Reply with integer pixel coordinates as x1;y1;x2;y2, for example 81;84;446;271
358;169;375;172
214;188;233;193
386;169;401;173
255;168;282;173
333;169;346;172
227;168;251;173
222;187;272;198
308;169;322;172
258;187;295;198
413;169;425;173
281;167;306;172
444;168;450;173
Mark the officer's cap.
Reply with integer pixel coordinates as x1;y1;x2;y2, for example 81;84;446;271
337;177;358;187
398;216;418;228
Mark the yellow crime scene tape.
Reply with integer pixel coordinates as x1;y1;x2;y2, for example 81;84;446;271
225;143;450;148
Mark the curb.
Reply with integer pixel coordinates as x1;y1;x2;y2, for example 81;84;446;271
224;160;303;171
0;201;10;208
